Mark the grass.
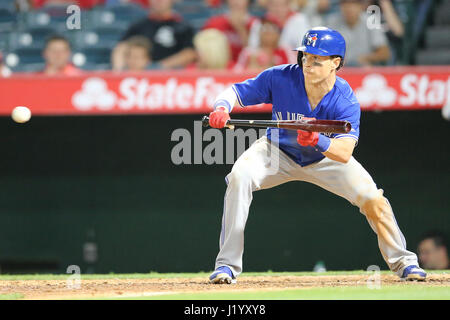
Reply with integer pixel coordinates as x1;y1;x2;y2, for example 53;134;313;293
113;285;450;300
0;293;24;300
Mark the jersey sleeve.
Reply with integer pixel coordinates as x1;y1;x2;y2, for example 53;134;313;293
232;67;274;107
331;102;361;142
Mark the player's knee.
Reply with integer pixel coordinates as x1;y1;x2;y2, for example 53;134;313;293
361;195;392;222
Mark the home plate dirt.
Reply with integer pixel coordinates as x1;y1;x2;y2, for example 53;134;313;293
1;274;449;300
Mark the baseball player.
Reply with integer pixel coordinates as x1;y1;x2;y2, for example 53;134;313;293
208;27;426;283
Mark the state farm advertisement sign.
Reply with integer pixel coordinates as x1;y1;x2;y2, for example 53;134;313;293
71;76;239;113
0;67;448;116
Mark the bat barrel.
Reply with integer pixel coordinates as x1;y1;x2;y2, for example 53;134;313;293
277;121;351;134
201;116;351;134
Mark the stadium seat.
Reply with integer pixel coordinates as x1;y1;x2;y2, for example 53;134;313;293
173;2;215;30
0;31;9;51
24;11;56;29
8;28;55;50
0;0;15;12
0;8;17;32
86;4;147;31
249;7;266;18
24;5;86;30
70;28;123;50
4;48;45;72
425;27;450;49
106;3;147;21
72;48;111;70
10;63;45;73
85;8;131;32
416;49;450;65
189;17;210;30
434;0;450;25
40;4;73;20
183;11;213;30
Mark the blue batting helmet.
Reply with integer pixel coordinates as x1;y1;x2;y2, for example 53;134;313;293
295;27;346;71
295;27;346;59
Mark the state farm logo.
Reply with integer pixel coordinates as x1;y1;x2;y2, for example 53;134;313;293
355;73;450;109
398;73;449;107
355;74;397;107
72;78;117;111
71;77;233;112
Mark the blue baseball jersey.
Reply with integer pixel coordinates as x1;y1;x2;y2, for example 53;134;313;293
232;64;361;167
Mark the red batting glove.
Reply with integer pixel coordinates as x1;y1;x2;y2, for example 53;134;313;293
297;130;319;147
297;117;318;147
209;107;230;128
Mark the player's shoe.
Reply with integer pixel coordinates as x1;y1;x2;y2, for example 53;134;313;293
209;266;235;284
401;265;427;281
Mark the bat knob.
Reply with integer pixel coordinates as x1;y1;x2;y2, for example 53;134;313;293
344;121;352;133
201;116;210;127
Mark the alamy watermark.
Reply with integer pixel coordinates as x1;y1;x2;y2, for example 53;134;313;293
66;5;81;30
366;265;381;289
170;121;281;173
66;265;81;289
366;5;382;30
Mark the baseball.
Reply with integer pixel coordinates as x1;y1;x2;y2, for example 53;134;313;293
11;106;31;123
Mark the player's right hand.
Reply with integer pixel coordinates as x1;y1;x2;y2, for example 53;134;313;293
209;107;230;128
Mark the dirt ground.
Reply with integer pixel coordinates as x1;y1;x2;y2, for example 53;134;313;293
1;274;449;300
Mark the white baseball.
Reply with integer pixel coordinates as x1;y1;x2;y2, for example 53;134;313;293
12;106;32;123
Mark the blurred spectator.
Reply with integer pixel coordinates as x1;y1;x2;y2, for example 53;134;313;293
0;52;12;78
104;0;148;7
204;0;222;8
417;231;450;270
41;35;82;75
256;0;300;8
326;0;390;66
31;0;104;9
234;17;290;72
365;0;405;64
296;0;330;12
248;0;310;63
31;0;149;8
190;29;231;70
15;0;33;11
365;0;404;38
296;0;331;25
268;0;311;49
112;0;196;70
202;0;258;63
124;36;158;71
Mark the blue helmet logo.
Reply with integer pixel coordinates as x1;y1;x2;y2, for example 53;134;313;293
306;33;318;47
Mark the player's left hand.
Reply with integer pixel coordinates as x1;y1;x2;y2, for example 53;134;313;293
297;117;319;147
297;129;319;147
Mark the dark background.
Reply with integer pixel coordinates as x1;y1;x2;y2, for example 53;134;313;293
0;110;448;274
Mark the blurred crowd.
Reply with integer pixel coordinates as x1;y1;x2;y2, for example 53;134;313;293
417;231;449;270
0;0;445;77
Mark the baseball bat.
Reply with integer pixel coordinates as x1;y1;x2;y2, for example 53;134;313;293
201;116;351;134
